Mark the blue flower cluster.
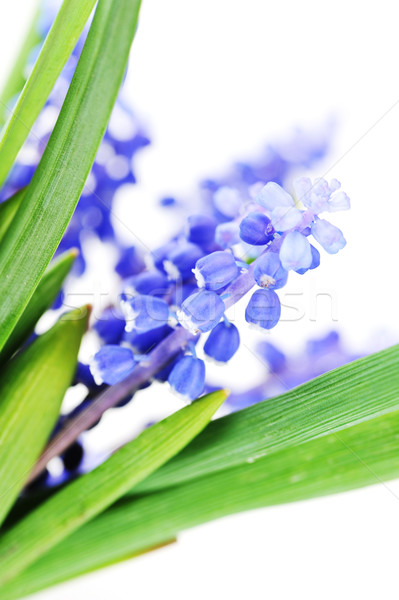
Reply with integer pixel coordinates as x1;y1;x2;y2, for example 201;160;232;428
89;176;349;401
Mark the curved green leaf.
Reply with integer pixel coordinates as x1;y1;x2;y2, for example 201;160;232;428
133;344;399;493
6;404;399;599
0;0;96;187
0;389;227;587
0;249;77;365
0;0;142;352
0;306;89;528
0;189;25;244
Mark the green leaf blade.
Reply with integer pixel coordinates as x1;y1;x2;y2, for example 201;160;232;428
0;249;77;365
0;389;227;588
7;405;399;600
0;3;41;126
134;344;399;493
0;0;142;352
0;189;25;244
0;307;89;528
0;0;96;187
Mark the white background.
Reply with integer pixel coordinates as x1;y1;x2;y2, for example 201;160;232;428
1;1;399;598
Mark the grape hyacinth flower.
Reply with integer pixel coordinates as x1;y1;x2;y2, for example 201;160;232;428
245;289;281;330
168;355;206;400
91;345;137;385
193;251;239;291
203;321;240;362
85;174;350;410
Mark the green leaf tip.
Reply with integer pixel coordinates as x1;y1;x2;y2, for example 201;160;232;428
0;0;97;187
0;388;224;587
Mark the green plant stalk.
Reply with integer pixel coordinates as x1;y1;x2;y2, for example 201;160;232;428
133;343;399;493
4;406;399;599
0;189;25;243
0;306;89;528
0;390;227;587
0;249;77;365
0;0;96;188
0;0;142;353
0;2;41;126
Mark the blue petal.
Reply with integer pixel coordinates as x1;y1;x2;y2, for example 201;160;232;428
168;356;206;400
253;252;288;289
271;206;303;232
295;244;320;274
213;186;241;218
245;289;281;330
90;345;136;385
311;219;346;254
193;251;238;291
177;289;225;333
215;222;240;249
94;307;126;344
256;341;287;372
279;231;312;271
204;321;240;362
239;212;274;245
121;294;170;333
186;215;217;247
122;270;170;297
163;242;204;280
256;182;294;212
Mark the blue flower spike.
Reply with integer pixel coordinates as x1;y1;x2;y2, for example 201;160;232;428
204;320;240;362
253;252;288;289
193;251;239;291
245;289;281;330
168;355;206;401
239;212;274;245
177;289;225;333
121;294;170;333
90;345;137;385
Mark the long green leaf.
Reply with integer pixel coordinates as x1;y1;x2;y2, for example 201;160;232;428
0;3;41;126
6;344;399;528
0;189;25;243
0;0;142;352
0;249;76;365
0;0;96;187
133;344;399;493
0;306;89;528
0;390;227;587
6;405;399;599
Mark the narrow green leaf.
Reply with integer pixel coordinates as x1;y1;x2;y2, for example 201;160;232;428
0;189;25;244
0;389;227;587
0;307;89;528
0;3;41;126
0;0;96;187
0;249;77;365
7;406;399;599
0;0;142;352
133;344;399;493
